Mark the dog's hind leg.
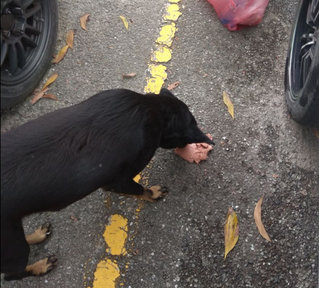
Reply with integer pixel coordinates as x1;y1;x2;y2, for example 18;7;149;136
105;178;168;202
2;219;56;280
1;219;30;278
25;223;51;245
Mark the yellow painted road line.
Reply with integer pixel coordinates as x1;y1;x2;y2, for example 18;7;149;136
164;3;182;21
133;173;141;183
91;259;120;288
156;23;176;47
145;0;182;94
104;215;128;256
89;1;182;287
90;215;128;288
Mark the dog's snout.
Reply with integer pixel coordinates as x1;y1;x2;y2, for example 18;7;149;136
207;138;215;146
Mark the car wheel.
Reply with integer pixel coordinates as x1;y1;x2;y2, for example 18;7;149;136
1;0;58;110
285;0;319;128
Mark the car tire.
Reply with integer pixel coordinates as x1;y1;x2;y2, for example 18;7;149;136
1;0;58;110
285;0;319;128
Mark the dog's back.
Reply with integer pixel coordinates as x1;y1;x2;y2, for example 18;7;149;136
1;90;156;214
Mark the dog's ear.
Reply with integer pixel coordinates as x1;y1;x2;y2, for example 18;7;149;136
187;126;215;146
160;88;177;98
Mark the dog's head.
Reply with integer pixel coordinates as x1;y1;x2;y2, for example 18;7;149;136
158;88;215;149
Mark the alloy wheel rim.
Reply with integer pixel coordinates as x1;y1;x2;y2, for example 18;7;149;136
1;0;46;84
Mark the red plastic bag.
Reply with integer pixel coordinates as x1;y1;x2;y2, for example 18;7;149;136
207;0;269;31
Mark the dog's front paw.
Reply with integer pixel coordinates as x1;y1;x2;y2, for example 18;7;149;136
142;185;168;202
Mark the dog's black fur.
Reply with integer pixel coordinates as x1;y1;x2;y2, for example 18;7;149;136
1;88;213;279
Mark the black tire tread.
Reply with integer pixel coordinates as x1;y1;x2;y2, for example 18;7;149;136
284;0;319;128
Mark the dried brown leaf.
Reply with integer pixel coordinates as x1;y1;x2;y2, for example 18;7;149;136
31;88;48;105
314;129;319;140
80;13;90;31
122;72;137;79
70;215;78;222
42;94;58;101
66;29;74;49
167;81;180;91
42;73;58;90
52;45;69;64
254;197;271;242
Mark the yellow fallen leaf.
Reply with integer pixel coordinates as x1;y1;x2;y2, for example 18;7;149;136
80;13;90;31
167;81;180;91
223;91;234;119
254;197;271;242
120;15;129;30
42;73;58;90
31;88;48;105
224;207;239;259
122;72;136;79
52;45;69;64
314;129;319;140
66;29;74;49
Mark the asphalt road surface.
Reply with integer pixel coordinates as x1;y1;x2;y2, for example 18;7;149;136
1;0;319;287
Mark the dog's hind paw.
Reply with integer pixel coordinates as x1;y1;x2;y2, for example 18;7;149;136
25;255;57;276
150;185;168;199
25;223;52;245
40;223;52;238
141;185;168;202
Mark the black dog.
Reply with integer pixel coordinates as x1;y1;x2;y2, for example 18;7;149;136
1;88;214;280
